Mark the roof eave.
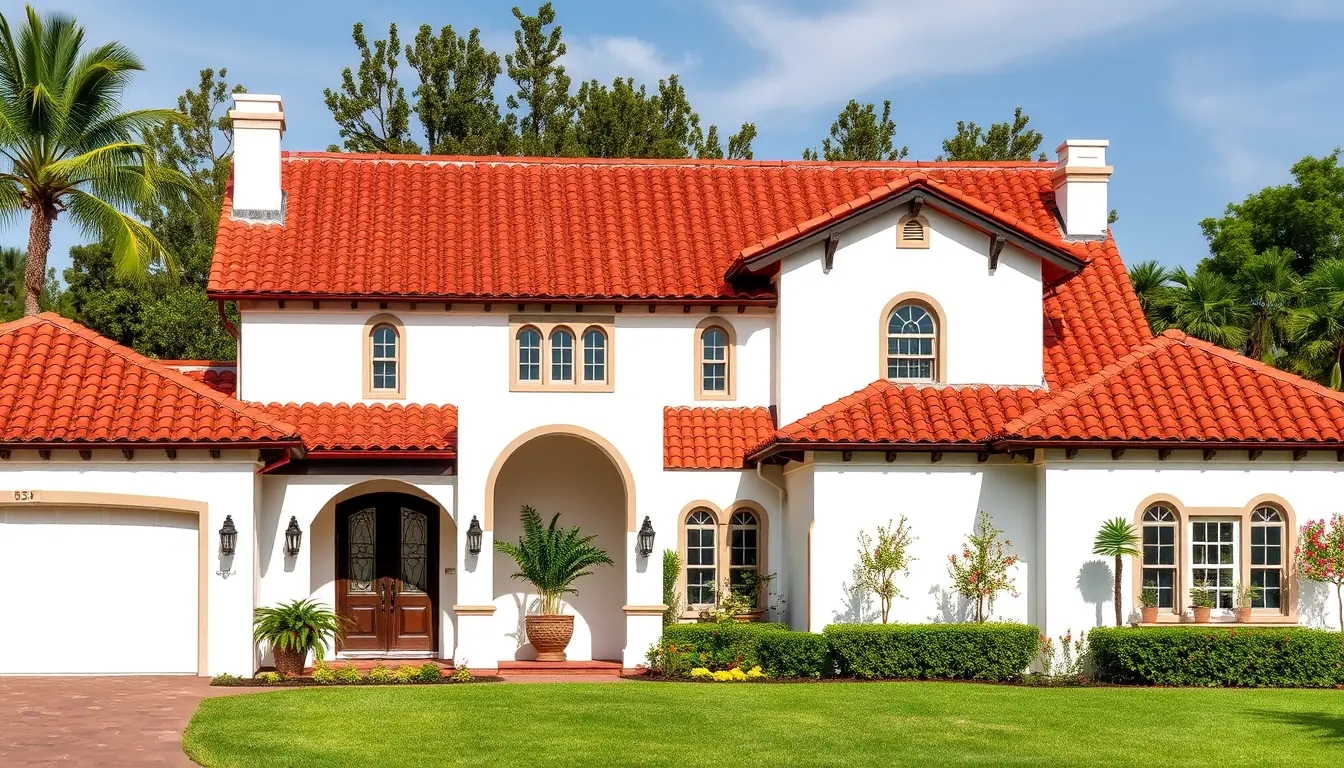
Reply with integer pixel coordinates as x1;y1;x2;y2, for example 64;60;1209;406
207;291;778;307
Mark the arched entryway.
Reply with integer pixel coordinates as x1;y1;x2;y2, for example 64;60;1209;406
487;427;633;662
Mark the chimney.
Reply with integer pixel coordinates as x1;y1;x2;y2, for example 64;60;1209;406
1051;139;1111;239
228;93;285;221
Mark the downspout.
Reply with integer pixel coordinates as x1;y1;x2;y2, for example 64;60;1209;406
256;447;299;474
756;461;788;624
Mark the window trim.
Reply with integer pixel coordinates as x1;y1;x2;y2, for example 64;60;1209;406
509;315;616;392
581;325;609;384
1131;494;1297;624
878;294;947;384
362;313;406;399
549;325;577;385
896;213;931;249
693;317;737;401
676;500;770;619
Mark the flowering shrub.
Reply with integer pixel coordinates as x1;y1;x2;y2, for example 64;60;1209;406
692;666;764;681
254;671;283;685
449;664;472;683
311;660;337;685
947;510;1019;623
366;663;393;683
855;517;916;624
392;664;421;683
1036;629;1088;683
334;663;361;683
1298;514;1344;631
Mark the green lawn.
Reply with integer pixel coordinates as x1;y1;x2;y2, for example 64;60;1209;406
184;682;1344;767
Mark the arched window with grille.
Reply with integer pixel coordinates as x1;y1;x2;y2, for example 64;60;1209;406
728;508;760;600
363;314;405;398
582;327;607;383
550;327;575;383
694;318;735;400
517;327;542;382
885;303;938;382
1141;504;1178;610
684;508;718;607
1250;506;1284;609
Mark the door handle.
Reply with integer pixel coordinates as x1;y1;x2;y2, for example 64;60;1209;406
390;582;398;610
378;580;386;612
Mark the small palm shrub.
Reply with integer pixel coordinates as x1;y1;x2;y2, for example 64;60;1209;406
494;505;613;614
1092;518;1141;627
252;599;346;664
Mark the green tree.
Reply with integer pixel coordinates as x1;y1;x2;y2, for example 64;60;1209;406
506;3;575;157
803;99;907;161
0;245;61;320
1127;260;1174;332
568;74;753;160
1092;518;1140;628
1288;258;1344;389
325;22;421;154
855;517;915;624
1166;267;1250;350
405;24;514;155
1235;248;1300;364
939;107;1045;162
0;6;192;315
947;511;1018;623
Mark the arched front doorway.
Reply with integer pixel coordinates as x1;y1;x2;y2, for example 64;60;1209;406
488;428;633;662
334;492;440;656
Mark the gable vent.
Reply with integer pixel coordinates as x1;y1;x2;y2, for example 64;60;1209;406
901;219;925;241
897;215;929;249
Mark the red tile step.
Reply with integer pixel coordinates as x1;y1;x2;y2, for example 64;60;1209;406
497;659;624;676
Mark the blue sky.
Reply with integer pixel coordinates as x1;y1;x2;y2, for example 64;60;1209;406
6;0;1344;276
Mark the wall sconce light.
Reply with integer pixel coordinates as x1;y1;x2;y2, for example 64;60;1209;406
284;516;302;557
466;516;483;556
219;515;238;557
636;516;656;557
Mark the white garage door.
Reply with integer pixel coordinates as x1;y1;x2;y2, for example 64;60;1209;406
0;506;199;674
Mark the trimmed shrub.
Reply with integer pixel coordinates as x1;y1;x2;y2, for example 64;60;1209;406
824;623;1038;681
658;622;789;673
757;631;831;679
1090;627;1344;688
334;663;361;683
418;662;444;682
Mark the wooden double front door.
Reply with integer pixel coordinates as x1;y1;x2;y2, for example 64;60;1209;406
336;493;439;655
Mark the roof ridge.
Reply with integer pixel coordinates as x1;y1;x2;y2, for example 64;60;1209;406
281;151;1057;171
13;314;301;439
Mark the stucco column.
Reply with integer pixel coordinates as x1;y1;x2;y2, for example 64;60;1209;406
453;526;497;669
210;488;259;676
623;530;665;668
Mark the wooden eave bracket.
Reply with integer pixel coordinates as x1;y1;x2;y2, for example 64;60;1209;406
910;194;924;218
989;233;1005;274
822;233;840;273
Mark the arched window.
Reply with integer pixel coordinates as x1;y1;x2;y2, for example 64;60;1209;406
685;508;717;607
363;314;405;398
582;327;607;383
896;214;930;248
1250;506;1284;609
1141;504;1177;610
728;509;760;598
550;328;575;383
886;303;937;382
517;327;542;382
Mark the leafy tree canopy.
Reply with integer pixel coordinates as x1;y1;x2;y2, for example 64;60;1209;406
803;99;907;161
938;106;1045;162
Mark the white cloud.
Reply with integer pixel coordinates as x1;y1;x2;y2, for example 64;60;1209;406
562;36;697;87
1169;53;1344;189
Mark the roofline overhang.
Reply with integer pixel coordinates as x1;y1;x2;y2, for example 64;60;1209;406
747;440;991;462
302;449;457;459
208;292;778;308
749;437;1344;463
727;184;1087;279
0;439;304;451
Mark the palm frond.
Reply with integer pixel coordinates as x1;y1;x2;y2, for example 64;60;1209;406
252;599;347;661
1092;518;1140;558
494;505;614;615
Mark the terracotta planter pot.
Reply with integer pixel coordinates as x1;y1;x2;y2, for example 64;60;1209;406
272;647;306;678
1191;606;1211;624
526;614;574;662
1140;607;1158;624
1234;607;1252;623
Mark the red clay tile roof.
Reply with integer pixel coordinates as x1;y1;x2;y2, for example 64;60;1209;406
259;402;458;454
664;406;775;468
0;315;298;446
1043;238;1153;388
769;382;1048;449
209;155;1083;301
1001;330;1344;444
161;362;237;397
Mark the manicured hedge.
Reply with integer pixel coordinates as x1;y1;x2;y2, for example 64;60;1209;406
659;622;789;671
1089;627;1344;688
757;631;832;679
824;623;1038;681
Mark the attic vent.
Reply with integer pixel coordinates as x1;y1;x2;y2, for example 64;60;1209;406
896;214;930;249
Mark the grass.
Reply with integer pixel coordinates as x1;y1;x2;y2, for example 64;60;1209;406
184;682;1344;767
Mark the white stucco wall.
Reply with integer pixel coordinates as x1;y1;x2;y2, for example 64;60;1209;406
0;451;259;675
775;207;1044;425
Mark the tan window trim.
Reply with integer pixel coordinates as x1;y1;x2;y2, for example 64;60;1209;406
693;317;736;401
509;316;616;392
1132;493;1298;624
896;213;931;249
362;313;405;399
878;293;947;384
676;500;769;619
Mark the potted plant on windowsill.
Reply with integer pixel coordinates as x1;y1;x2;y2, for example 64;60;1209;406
495;505;613;662
1188;581;1215;624
1234;582;1261;623
252;599;346;677
1139;582;1159;624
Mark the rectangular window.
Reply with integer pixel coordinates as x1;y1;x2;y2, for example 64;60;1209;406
1191;520;1237;610
372;360;397;390
1141;524;1176;609
702;362;726;392
1250;523;1283;609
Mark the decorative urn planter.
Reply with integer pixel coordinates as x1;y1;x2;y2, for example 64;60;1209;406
1140;607;1158;624
1191;606;1211;624
273;647;306;678
527;614;574;661
1234;607;1252;623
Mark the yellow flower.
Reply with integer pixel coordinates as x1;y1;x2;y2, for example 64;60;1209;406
712;670;733;681
690;667;712;678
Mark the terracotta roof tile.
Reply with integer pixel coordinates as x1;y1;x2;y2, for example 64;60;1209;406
0;315;297;445
664;406;774;468
161;362;237;396
259;402;457;453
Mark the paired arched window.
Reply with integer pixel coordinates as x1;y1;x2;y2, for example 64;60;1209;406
728;509;760;595
886;302;937;382
679;502;767;614
695;318;735;400
685;508;717;607
1250;506;1284;609
512;319;614;390
363;314;405;398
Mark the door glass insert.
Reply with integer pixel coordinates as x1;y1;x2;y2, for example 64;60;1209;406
400;507;429;593
348;507;377;593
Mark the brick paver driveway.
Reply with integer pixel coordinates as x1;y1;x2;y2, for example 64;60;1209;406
0;676;252;766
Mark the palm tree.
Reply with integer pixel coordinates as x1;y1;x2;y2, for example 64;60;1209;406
1093;518;1140;627
0;245;24;313
0;6;192;315
1288;258;1344;389
1127;260;1173;332
1236;248;1300;364
1167;267;1250;350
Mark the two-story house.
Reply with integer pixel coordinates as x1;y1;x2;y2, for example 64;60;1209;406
1;93;1341;676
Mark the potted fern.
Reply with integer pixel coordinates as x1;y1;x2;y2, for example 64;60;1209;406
252;599;346;677
495;505;613;661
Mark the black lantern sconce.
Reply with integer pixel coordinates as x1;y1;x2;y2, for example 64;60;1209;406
466;516;483;556
636;516;656;557
219;515;238;557
284;516;302;557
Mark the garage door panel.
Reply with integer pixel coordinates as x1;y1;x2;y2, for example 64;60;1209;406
0;507;198;674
